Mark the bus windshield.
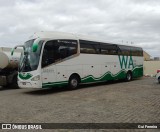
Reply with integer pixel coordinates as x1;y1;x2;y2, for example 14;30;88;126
19;39;43;72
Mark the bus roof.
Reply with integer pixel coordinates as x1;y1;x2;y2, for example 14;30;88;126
29;31;114;43
29;31;142;49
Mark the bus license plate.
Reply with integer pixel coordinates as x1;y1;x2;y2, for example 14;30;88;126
22;82;26;85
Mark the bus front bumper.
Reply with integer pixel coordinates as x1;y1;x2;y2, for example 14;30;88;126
18;81;42;88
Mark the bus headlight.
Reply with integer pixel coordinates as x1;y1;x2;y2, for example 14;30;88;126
31;75;40;81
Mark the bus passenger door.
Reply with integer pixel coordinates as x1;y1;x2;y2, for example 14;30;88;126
41;41;57;87
41;66;57;87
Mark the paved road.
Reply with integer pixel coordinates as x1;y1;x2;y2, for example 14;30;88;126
0;77;160;125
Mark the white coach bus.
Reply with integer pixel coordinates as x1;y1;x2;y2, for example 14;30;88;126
12;32;143;89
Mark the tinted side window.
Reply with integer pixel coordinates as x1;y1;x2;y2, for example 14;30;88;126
138;48;143;56
118;45;130;56
42;41;54;67
131;47;143;56
80;40;100;54
100;43;118;55
58;40;78;59
42;40;77;67
118;45;143;56
130;47;137;56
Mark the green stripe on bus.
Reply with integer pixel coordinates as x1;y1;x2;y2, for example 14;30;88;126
42;81;68;88
42;65;143;88
81;65;143;83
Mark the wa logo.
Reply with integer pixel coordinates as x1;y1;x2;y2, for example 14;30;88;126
118;55;134;69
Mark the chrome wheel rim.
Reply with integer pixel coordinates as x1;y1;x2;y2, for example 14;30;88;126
71;79;78;87
127;74;131;80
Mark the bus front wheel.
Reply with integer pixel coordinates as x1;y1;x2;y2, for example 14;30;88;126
68;75;80;90
126;71;132;81
12;75;19;88
158;77;160;84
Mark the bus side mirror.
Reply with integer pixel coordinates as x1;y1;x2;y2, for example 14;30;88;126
11;48;14;56
32;43;38;52
11;45;25;56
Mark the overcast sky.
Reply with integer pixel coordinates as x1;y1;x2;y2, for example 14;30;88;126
0;0;160;57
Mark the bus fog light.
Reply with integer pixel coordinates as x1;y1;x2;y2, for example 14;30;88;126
31;75;40;81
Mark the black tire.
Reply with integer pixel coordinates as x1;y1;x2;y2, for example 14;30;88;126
12;76;19;88
158;77;160;84
126;72;132;81
68;75;80;90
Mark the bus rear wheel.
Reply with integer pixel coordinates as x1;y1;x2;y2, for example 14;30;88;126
68;75;80;90
126;71;132;81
